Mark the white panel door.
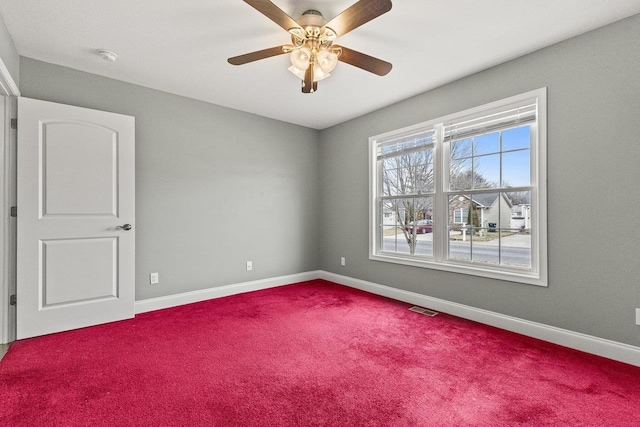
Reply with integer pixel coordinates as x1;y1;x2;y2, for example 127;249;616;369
17;97;135;339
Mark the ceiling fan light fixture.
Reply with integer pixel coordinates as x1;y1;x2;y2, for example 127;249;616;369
228;0;393;93
290;48;311;70
288;65;305;79
312;64;330;81
317;49;339;73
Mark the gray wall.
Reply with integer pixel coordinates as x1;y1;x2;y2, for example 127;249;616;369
0;13;19;87
19;58;321;301
319;14;640;346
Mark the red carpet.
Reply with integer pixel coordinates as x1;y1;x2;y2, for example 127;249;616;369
1;279;640;426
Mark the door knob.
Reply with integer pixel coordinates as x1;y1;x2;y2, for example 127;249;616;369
117;224;132;231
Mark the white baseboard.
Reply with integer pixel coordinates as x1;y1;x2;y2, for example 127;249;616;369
320;271;640;367
135;269;640;367
135;270;322;314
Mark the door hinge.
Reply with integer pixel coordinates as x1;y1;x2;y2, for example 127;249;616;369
10;118;17;129
10;294;16;305
10;206;17;217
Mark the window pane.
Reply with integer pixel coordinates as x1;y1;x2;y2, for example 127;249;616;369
412;149;429;165
473;154;500;189
381;201;397;226
507;191;532;231
383;157;396;171
447;189;528;266
450;158;472;191
500;229;531;269
448;195;470;225
383;150;433;195
407;210;434;257
400;198;418;255
471;230;500;265
474;132;500;156
451;138;472;160
380;198;433;257
380;199;403;253
470;192;501;228
381;226;402;253
382;163;411;195
415;197;433;223
502;149;530;187
382;158;398;196
398;166;414;194
468;196;481;229
502;125;530;151
415;149;434;193
449;228;471;262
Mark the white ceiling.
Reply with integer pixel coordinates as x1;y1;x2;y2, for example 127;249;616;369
1;1;639;129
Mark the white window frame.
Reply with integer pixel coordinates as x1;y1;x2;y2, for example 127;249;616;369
369;88;547;286
453;209;468;224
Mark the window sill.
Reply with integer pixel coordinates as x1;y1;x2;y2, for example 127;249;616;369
369;252;547;287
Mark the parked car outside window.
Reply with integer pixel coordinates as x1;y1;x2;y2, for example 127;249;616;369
405;220;433;234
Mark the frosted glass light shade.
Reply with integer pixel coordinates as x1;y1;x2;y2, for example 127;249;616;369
288;65;305;79
288;65;330;82
290;48;311;70
317;49;338;73
312;64;330;81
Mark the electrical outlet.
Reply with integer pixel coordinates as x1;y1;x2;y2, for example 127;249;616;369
246;261;253;271
340;257;345;266
636;308;640;326
150;272;159;285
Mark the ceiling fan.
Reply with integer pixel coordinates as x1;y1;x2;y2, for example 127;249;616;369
228;0;393;93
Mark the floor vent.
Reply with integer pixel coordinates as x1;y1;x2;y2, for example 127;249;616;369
409;306;439;317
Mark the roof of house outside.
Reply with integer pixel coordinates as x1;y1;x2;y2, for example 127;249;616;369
454;193;513;209
471;193;499;208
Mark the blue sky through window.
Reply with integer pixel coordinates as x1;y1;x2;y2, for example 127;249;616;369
450;125;531;189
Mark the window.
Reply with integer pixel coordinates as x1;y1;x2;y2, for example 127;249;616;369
369;89;547;286
453;209;468;224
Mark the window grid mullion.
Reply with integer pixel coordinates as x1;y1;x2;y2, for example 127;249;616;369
433;123;445;262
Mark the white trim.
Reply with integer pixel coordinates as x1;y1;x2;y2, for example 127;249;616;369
0;58;20;97
535;88;548;287
0;55;19;343
135;271;322;314
320;271;640;367
0;96;7;343
368;252;546;286
0;95;16;344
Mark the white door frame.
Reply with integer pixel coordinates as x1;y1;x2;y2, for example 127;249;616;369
0;56;20;344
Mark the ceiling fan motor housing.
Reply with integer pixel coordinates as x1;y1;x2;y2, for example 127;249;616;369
297;10;326;27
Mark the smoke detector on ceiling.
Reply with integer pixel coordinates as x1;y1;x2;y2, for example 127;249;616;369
97;49;118;62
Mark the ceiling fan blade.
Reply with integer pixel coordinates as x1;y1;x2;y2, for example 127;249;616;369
228;46;287;65
322;0;392;38
243;0;300;31
335;46;392;76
